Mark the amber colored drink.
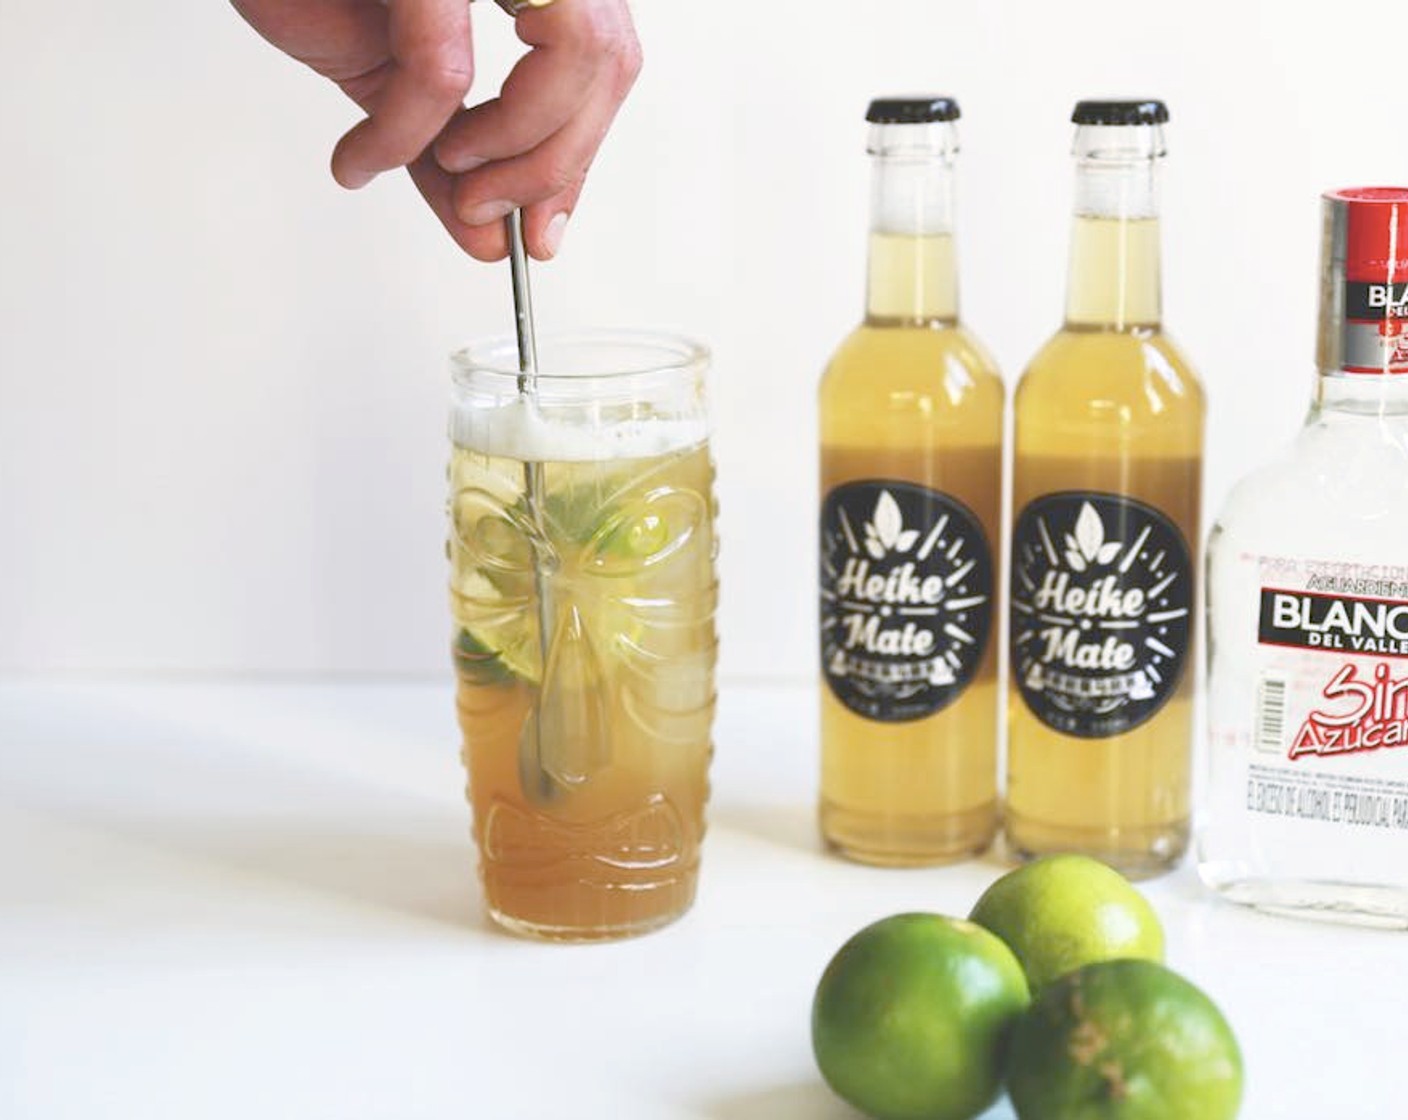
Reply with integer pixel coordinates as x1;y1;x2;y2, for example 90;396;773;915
1007;104;1205;877
819;99;1004;865
448;335;717;939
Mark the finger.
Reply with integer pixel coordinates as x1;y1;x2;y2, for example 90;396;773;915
433;0;630;172
407;153;509;261
450;65;636;227
331;0;474;189
523;184;584;260
433;48;595;173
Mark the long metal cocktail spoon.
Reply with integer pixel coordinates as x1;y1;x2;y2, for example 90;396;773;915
505;211;560;805
506;213;614;805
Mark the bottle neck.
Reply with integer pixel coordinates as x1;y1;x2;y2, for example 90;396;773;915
1063;145;1163;330
1313;371;1408;419
865;154;958;326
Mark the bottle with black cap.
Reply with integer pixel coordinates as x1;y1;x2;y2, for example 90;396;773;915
819;96;1003;865
1007;99;1205;876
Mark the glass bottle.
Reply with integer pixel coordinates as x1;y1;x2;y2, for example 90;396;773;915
1200;187;1408;928
1007;100;1205;876
818;96;1004;865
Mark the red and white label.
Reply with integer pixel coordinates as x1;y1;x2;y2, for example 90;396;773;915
1288;662;1408;760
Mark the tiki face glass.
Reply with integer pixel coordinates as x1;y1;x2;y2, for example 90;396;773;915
448;331;718;940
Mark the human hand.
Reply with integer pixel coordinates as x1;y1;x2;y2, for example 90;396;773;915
433;0;641;261
231;0;641;261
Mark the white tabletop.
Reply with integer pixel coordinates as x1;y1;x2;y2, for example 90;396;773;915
2;679;1403;1119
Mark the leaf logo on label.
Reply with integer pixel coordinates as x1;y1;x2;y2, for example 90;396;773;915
863;490;921;559
1063;502;1123;572
820;480;993;723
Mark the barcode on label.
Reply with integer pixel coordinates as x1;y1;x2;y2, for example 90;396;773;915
1256;676;1288;754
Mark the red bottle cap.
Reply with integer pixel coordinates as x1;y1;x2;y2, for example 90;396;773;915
1326;187;1408;283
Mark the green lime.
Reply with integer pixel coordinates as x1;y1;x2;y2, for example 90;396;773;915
598;508;671;560
1007;958;1243;1120
452;627;515;686
452;569;541;684
453;479;677;687
538;472;693;568
540;480;613;545
811;912;1030;1120
969;855;1164;992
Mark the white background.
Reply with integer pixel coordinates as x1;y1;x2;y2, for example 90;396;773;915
4;11;1407;1119
2;0;1405;677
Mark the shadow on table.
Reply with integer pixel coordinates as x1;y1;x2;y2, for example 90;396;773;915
709;803;1019;877
709;803;822;857
709;1087;1019;1120
702;1081;854;1120
46;805;497;938
155;819;486;931
7;686;494;937
703;1082;1017;1120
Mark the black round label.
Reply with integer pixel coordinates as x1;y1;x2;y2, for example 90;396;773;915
820;480;993;722
1011;491;1192;739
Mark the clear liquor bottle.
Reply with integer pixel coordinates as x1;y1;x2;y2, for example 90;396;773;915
818;97;1004;865
1200;187;1408;928
1007;100;1205;876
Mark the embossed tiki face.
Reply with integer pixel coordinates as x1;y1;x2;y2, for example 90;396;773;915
452;454;715;771
448;332;717;938
450;442;717;895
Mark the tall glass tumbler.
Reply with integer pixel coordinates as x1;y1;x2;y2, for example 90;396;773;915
448;332;718;940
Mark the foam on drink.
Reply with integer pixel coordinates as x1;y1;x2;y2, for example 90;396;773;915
451;397;707;462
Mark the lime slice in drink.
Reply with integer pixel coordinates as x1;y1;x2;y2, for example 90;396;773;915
596;508;672;563
539;472;686;564
452;570;540;685
452;627;516;686
454;476;694;687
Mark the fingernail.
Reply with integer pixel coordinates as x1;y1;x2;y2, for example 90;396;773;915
340;167;376;190
435;146;487;174
543;212;568;257
461;199;515;226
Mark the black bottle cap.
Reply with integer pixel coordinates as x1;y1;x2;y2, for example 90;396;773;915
1071;99;1169;126
866;96;960;125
